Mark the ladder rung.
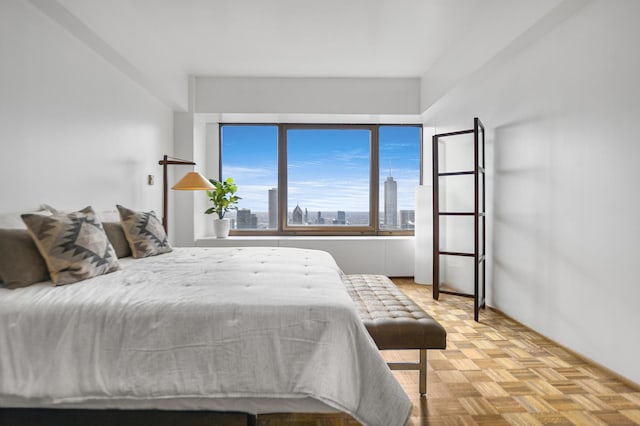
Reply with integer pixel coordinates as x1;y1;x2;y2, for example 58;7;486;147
439;212;474;216
439;289;474;299
439;251;475;257
434;129;474;137
438;171;474;177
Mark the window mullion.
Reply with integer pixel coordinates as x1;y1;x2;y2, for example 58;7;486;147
371;125;379;234
278;124;287;233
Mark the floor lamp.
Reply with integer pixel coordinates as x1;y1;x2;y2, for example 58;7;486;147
158;155;214;234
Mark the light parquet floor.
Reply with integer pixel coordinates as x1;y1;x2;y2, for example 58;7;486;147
260;278;640;426
388;278;640;425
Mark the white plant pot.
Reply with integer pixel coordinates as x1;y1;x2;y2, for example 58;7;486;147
213;218;230;238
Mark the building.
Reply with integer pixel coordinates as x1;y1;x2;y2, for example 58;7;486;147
236;208;257;229
291;204;303;224
336;211;346;225
399;210;415;230
268;188;277;229
384;176;397;228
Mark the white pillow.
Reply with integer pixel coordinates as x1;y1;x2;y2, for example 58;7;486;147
96;210;120;222
0;206;52;229
41;204;120;223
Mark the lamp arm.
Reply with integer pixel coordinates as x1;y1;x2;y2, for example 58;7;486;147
159;154;197;233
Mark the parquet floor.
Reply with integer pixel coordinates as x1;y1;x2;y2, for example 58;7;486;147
390;278;640;425
260;278;640;426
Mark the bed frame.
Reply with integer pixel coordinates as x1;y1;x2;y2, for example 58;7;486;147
0;408;256;426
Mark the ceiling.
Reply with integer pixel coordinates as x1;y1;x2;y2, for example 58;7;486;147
34;0;566;110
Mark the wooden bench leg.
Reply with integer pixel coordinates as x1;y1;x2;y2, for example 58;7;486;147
419;349;427;396
387;349;429;396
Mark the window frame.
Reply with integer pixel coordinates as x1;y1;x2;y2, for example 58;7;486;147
218;123;422;236
281;123;378;236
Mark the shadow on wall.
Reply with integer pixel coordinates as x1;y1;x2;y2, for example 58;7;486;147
491;119;590;331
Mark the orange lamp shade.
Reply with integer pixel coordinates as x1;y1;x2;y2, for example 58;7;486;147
171;172;215;191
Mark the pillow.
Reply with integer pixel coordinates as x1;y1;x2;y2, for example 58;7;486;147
0;229;50;288
103;222;132;258
116;205;172;258
0;206;52;229
21;207;120;286
97;210;120;223
43;204;120;223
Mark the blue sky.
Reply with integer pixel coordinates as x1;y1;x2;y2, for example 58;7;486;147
221;125;421;212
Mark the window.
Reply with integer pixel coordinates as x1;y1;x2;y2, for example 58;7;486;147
379;126;422;231
219;123;421;235
285;126;373;231
220;125;278;230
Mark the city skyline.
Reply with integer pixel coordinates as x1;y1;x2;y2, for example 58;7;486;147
228;181;414;229
227;208;415;229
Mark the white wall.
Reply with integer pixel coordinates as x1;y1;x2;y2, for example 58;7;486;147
420;0;564;111
0;0;172;218
171;111;198;246
196;77;420;115
422;0;640;384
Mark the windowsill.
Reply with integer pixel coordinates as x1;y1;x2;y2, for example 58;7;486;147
197;235;413;242
194;234;416;276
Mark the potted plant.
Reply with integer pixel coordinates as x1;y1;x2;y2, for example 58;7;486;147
205;177;241;238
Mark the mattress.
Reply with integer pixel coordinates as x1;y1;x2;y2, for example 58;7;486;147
0;247;411;426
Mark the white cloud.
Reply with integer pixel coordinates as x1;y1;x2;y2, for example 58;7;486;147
224;165;276;179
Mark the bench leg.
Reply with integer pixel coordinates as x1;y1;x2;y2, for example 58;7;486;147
419;349;427;396
386;349;429;395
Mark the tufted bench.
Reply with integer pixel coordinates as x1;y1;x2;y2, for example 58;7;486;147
343;274;447;396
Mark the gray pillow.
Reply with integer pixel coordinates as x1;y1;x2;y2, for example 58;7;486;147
0;228;50;288
103;222;132;258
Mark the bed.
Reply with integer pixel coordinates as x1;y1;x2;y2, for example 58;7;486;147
0;246;412;426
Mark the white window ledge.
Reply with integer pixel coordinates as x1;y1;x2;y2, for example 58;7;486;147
197;235;413;243
195;235;415;276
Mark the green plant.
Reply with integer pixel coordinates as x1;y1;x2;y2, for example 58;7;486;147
204;177;241;219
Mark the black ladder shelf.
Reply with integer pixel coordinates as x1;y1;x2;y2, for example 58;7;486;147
432;117;486;322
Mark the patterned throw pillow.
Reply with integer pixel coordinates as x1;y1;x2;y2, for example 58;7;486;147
21;207;120;286
116;205;172;258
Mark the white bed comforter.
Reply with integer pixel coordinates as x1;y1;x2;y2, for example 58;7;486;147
0;247;411;426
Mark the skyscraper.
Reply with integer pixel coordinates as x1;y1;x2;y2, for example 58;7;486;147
236;208;253;229
384;175;398;228
268;188;278;229
291;204;303;224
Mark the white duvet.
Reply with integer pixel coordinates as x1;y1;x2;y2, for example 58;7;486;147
0;247;411;426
